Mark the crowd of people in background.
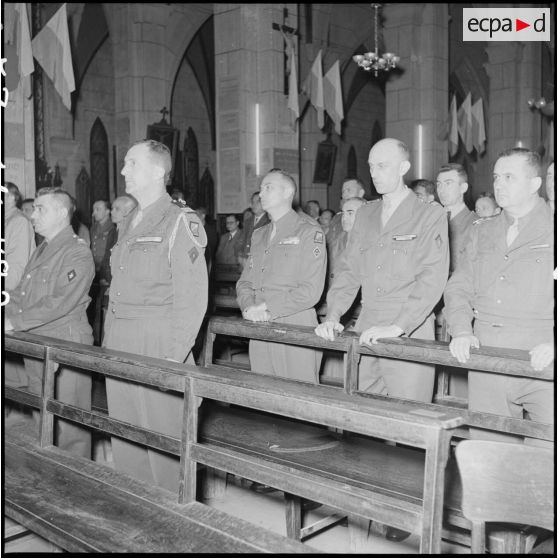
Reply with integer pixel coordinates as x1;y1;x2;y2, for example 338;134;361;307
3;138;555;519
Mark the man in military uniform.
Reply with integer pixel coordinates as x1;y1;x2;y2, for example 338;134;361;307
236;169;326;383
316;139;449;402
436;163;477;273
238;192;270;268
326;178;366;248
5;188;95;458
103;139;208;492
444;148;554;441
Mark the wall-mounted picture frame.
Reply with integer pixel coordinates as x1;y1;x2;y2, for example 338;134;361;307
313;139;337;185
146;119;180;185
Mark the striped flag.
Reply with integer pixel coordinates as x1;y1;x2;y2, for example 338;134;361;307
32;3;75;111
323;60;344;135
449;95;459;156
457;93;473;154
471;98;486;155
4;3;34;95
302;49;324;129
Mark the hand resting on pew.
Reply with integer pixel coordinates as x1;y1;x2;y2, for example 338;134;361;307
314;320;345;341
359;324;404;345
242;302;271;322
529;342;554;372
449;334;480;363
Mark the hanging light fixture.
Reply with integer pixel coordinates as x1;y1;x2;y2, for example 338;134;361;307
353;3;399;77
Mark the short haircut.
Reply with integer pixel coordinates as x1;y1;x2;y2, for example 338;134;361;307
411;179;437;197
114;194;137;214
226;214;239;221
306;200;320;208
94;199;110;210
342;177;365;190
266;168;297;197
320;209;335;218
251;191;261;202
342;196;366;209
36;187;76;221
6;182;22;208
133;139;172;183
476;191;496;201
437;163;467;183
497;147;541;177
375;138;410;161
22;197;34;206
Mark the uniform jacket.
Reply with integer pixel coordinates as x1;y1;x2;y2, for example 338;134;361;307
449;206;476;273
236;209;327;320
215;230;244;265
90;218;117;271
6;225;94;339
326;190;449;334
103;194;208;362
238;212;270;260
5;207;35;291
444;197;554;336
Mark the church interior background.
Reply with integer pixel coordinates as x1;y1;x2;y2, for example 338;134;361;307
3;3;555;228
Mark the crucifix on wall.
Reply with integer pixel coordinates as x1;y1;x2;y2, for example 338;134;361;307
272;8;299;95
146;106;180;186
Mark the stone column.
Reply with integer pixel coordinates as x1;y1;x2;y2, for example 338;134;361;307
383;3;449;181
484;42;542;165
214;4;299;213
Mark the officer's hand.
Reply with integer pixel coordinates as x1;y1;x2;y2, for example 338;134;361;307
4;318;14;332
243;304;270;322
529;343;554;372
359;325;403;346
449;334;480;363
315;320;344;341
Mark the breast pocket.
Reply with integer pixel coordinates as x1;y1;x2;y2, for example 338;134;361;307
389;239;417;281
510;246;553;297
129;240;169;281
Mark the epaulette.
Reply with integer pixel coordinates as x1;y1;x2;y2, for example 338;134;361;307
298;213;319;226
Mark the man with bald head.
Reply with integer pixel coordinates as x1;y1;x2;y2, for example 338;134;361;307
316;139;449;400
326;177;366;247
237;168;326;382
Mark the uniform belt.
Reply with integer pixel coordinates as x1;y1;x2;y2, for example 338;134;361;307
109;302;173;318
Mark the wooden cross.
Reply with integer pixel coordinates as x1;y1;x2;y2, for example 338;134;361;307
159;106;170;124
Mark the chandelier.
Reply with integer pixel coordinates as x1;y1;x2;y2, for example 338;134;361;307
352;4;399;77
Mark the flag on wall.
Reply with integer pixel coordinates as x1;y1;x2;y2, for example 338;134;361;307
74;3;109;89
471;97;486;155
281;30;299;130
323;60;344;135
4;3;34;94
302;49;324;129
457;93;473;154
448;95;459;156
32;3;75;111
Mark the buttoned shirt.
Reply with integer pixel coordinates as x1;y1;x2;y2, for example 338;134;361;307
236;209;327;320
444;197;554;335
326;192;449;334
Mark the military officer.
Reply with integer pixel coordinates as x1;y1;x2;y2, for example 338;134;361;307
444;148;554;440
236;169;327;383
103;139;208;492
90;200;117;273
316;138;449;402
5;188;95;458
436;163;477;273
326;178;366;249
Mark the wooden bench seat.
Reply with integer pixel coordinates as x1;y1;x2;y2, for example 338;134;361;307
4;424;315;554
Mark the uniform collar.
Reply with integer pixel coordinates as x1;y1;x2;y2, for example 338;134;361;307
502;196;547;229
121;193;172;238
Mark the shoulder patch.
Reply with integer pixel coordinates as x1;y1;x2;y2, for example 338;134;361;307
189;220;200;237
314;231;324;244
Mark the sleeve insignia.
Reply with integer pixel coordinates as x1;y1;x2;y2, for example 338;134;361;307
188;247;199;263
67;269;76;282
313;247;321;258
435;234;442;249
189;221;200;237
314;231;324;244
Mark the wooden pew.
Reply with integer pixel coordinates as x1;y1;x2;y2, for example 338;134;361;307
213;263;242;310
201;316;554;551
3;332;315;554
4;332;466;554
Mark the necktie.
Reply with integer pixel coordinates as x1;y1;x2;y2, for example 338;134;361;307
506;218;519;247
269;222;277;242
131;209;143;229
381;198;392;227
34;240;48;260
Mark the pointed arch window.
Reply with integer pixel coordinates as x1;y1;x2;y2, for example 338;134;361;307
90;117;110;204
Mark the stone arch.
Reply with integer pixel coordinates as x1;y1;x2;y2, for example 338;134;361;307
89;117;110;205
